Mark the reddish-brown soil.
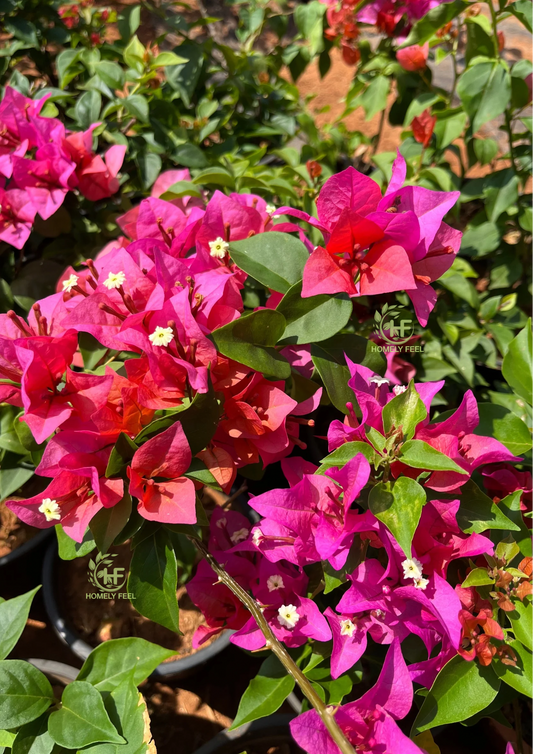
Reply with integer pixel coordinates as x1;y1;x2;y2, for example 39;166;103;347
0;501;39;558
57;543;218;661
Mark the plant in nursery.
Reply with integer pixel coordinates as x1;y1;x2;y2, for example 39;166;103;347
0;587;168;753
0;152;530;753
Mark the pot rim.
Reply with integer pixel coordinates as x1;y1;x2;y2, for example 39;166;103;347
42;540;232;679
192;714;298;754
0;527;53;568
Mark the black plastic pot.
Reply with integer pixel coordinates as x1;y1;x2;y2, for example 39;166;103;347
193;714;303;754
42;542;232;680
27;658;79;685
0;527;53;569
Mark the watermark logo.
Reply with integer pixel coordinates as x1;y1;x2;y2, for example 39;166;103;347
86;552;135;600
372;304;423;354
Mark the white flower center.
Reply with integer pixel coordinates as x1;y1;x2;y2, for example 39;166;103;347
230;527;249;544
148;326;174;347
62;274;78;293
402;558;423;581
414;577;429;590
393;384;407;396
267;574;285;592
370;376;390;387
340;618;357;637
209;237;229;259
278;604;300;629
252;528;263;546
103;271;126;290
38;498;61;522
265;203;276;214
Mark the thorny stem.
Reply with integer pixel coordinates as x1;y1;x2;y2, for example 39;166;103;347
191;538;356;754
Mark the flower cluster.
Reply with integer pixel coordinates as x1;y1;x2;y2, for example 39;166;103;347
1;177;318;540
0;87;125;249
278;152;461;325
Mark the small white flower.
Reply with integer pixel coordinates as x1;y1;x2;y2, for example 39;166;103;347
230;527;249;544
373;609;385;619
39;498;61;522
103;271;126;289
414;577;429;590
402;558;424;581
265;203;276;214
216;517;227;529
252;528;263;546
267;574;285;592
278;604;300;630
393;385;407;396
209;237;229;259
370;376;390;387
149;326;174;347
62;274;78;293
340;618;357;637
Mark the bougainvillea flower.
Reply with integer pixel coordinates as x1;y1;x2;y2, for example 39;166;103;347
482;463;532;511
15;331;78;444
411;109;437;148
0;187;37;249
12;145;76;219
290;640;422;754
6;466;121;543
276;156;460;324
75;144;126;202
396;42;429;71
250;454;371;569
127;422;197;524
0;87;50;177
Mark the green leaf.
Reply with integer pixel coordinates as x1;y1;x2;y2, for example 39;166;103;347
475;404;531;456
276;282;352;345
502;321;532;405
229;655;294;730
402;0;469;45
317;442;375;474
94;62;125;90
229;232;309;294
295;1;326;56
461;568;494;588
434;109;468;149
138;153;162;190
461;61;511;134
123;35;145;72
152;51;188;67
123;94;149;123
56;525;96;560
211;310;290;380
4;18;38;46
192;167;235;189
105;433;139;478
0;731;16;748
493;639;532;697
0;467;34;500
498;492;532;557
400;439;469;474
369;478;426;558
74;91;101;130
473;137;498;165
161;181;202;200
485;169;519;223
412;655;500;734
97;674;146;754
165;43;203;107
456;480;521;535
48;682;124;748
509;599;532;651
508;0;533;32
311;333;384;414
127;529;180;633
382;381;427;440
12;713;54;754
77;637;174;691
90;494;133;554
404;93;442;128
360;76;389;121
0;661;54;728
323;537;366;594
0;587;40;661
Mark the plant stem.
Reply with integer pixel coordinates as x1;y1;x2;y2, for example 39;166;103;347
513;697;524;754
191;538;356;754
371;108;386;157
